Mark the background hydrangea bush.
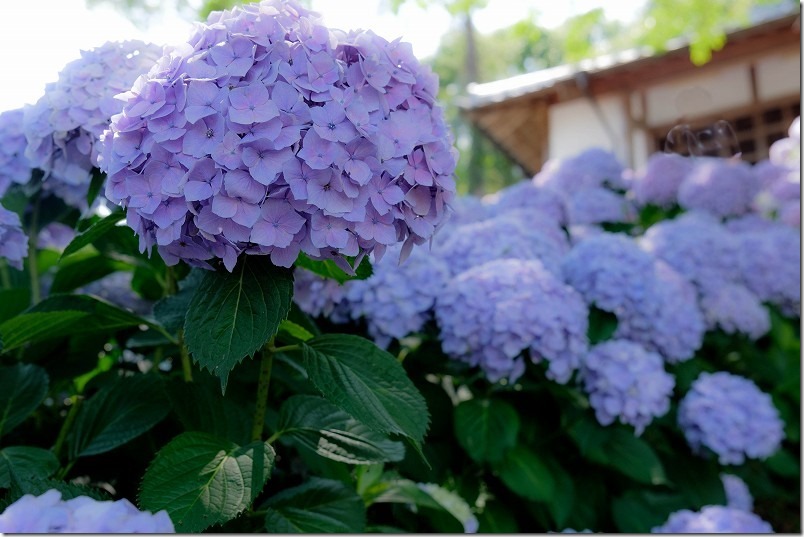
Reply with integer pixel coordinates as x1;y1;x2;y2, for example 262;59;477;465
0;0;799;533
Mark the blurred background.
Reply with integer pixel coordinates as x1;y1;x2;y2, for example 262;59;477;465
3;0;799;194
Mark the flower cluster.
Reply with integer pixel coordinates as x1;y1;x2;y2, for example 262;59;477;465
639;212;742;286
677;158;759;218
533;148;634;225
435;210;569;276
735;221;801;316
0;204;28;270
579;340;674;435
0;490;174;533
78;271;153;315
616;260;705;363
721;473;753;512
482;179;567;224
561;233;658;323
99;0;457;271
292;267;351;320
344;244;450;348
678;372;784;465
24;40;163;209
0;108;33;196
698;280;770;339
435;258;588;383
651;505;773;533
630;152;692;208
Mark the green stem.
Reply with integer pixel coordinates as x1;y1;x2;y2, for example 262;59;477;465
27;196;41;305
0;260;10;289
178;329;193;382
269;344;300;354
53;395;83;462
251;345;275;442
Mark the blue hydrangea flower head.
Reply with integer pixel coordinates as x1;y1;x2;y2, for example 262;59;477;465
580;339;674;435
0;204;28;270
345;244;450;348
677;158;760;218
77;271;153;315
99;0;457;272
445;194;490;229
0;490;175;533
735;221;800;316
639;212;742;287
652;505;772;533
566;186;636;225
631;152;692;208
721;473;753;512
482;179;567;225
769;116;800;171
535;148;626;193
435;210;569;276
0;108;34;196
616;260;705;364
292;267;352;322
23;40;163;209
678;371;784;465
561;232;659;323
698;280;770;340
435;258;588;383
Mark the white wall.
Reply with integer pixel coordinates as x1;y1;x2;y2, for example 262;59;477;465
755;49;801;101
548;95;629;162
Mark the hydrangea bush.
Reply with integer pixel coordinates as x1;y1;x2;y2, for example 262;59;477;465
0;4;798;531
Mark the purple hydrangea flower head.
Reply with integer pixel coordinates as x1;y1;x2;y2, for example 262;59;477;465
99;0;457;272
580;339;674;435
565;186;636;225
37;222;77;251
751;158;800;227
345;244;450;348
482;179;567;224
678;371;784;465
768;116;800;171
435;258;588;383
435;210;569;276
292;267;352;322
616;260;705;364
735;221;800;316
652;505;772;533
77;271;153;315
639;212;742;287
23;41;163;209
534;148;626;193
0;490;175;533
698;280;770;340
0;204;28;270
677;158;760;218
561;233;659;323
0;108;34;196
630;152;693;208
721;473;753;512
443;195;490;229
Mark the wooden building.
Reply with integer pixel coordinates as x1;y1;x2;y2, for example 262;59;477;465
458;14;801;176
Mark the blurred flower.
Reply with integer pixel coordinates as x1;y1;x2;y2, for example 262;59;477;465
77;271;152;315
24;41;162;209
580;339;674;435
677;158;759;218
345;245;450;348
721;473;753;512
0;490;174;533
651;505;772;533
482;179;567;224
435;210;569;277
292;268;352;322
435;258;588;384
0;204;28;270
678;371;784;465
616;260;705;364
37;222;77;251
0;108;34;196
698;280;770;340
565;186;636;225
99;0;457;272
630;152;692;208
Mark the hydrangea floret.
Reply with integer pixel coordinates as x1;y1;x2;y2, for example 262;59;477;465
435;258;588;384
677;157;759;218
651;505;772;533
344;244;450;348
0;490;174;533
630;152;692;208
0;108;34;196
678;371;784;465
435;210;569;276
721;473;753;512
0;204;28;270
579;339;674;435
99;0;457;271
23;40;163;209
